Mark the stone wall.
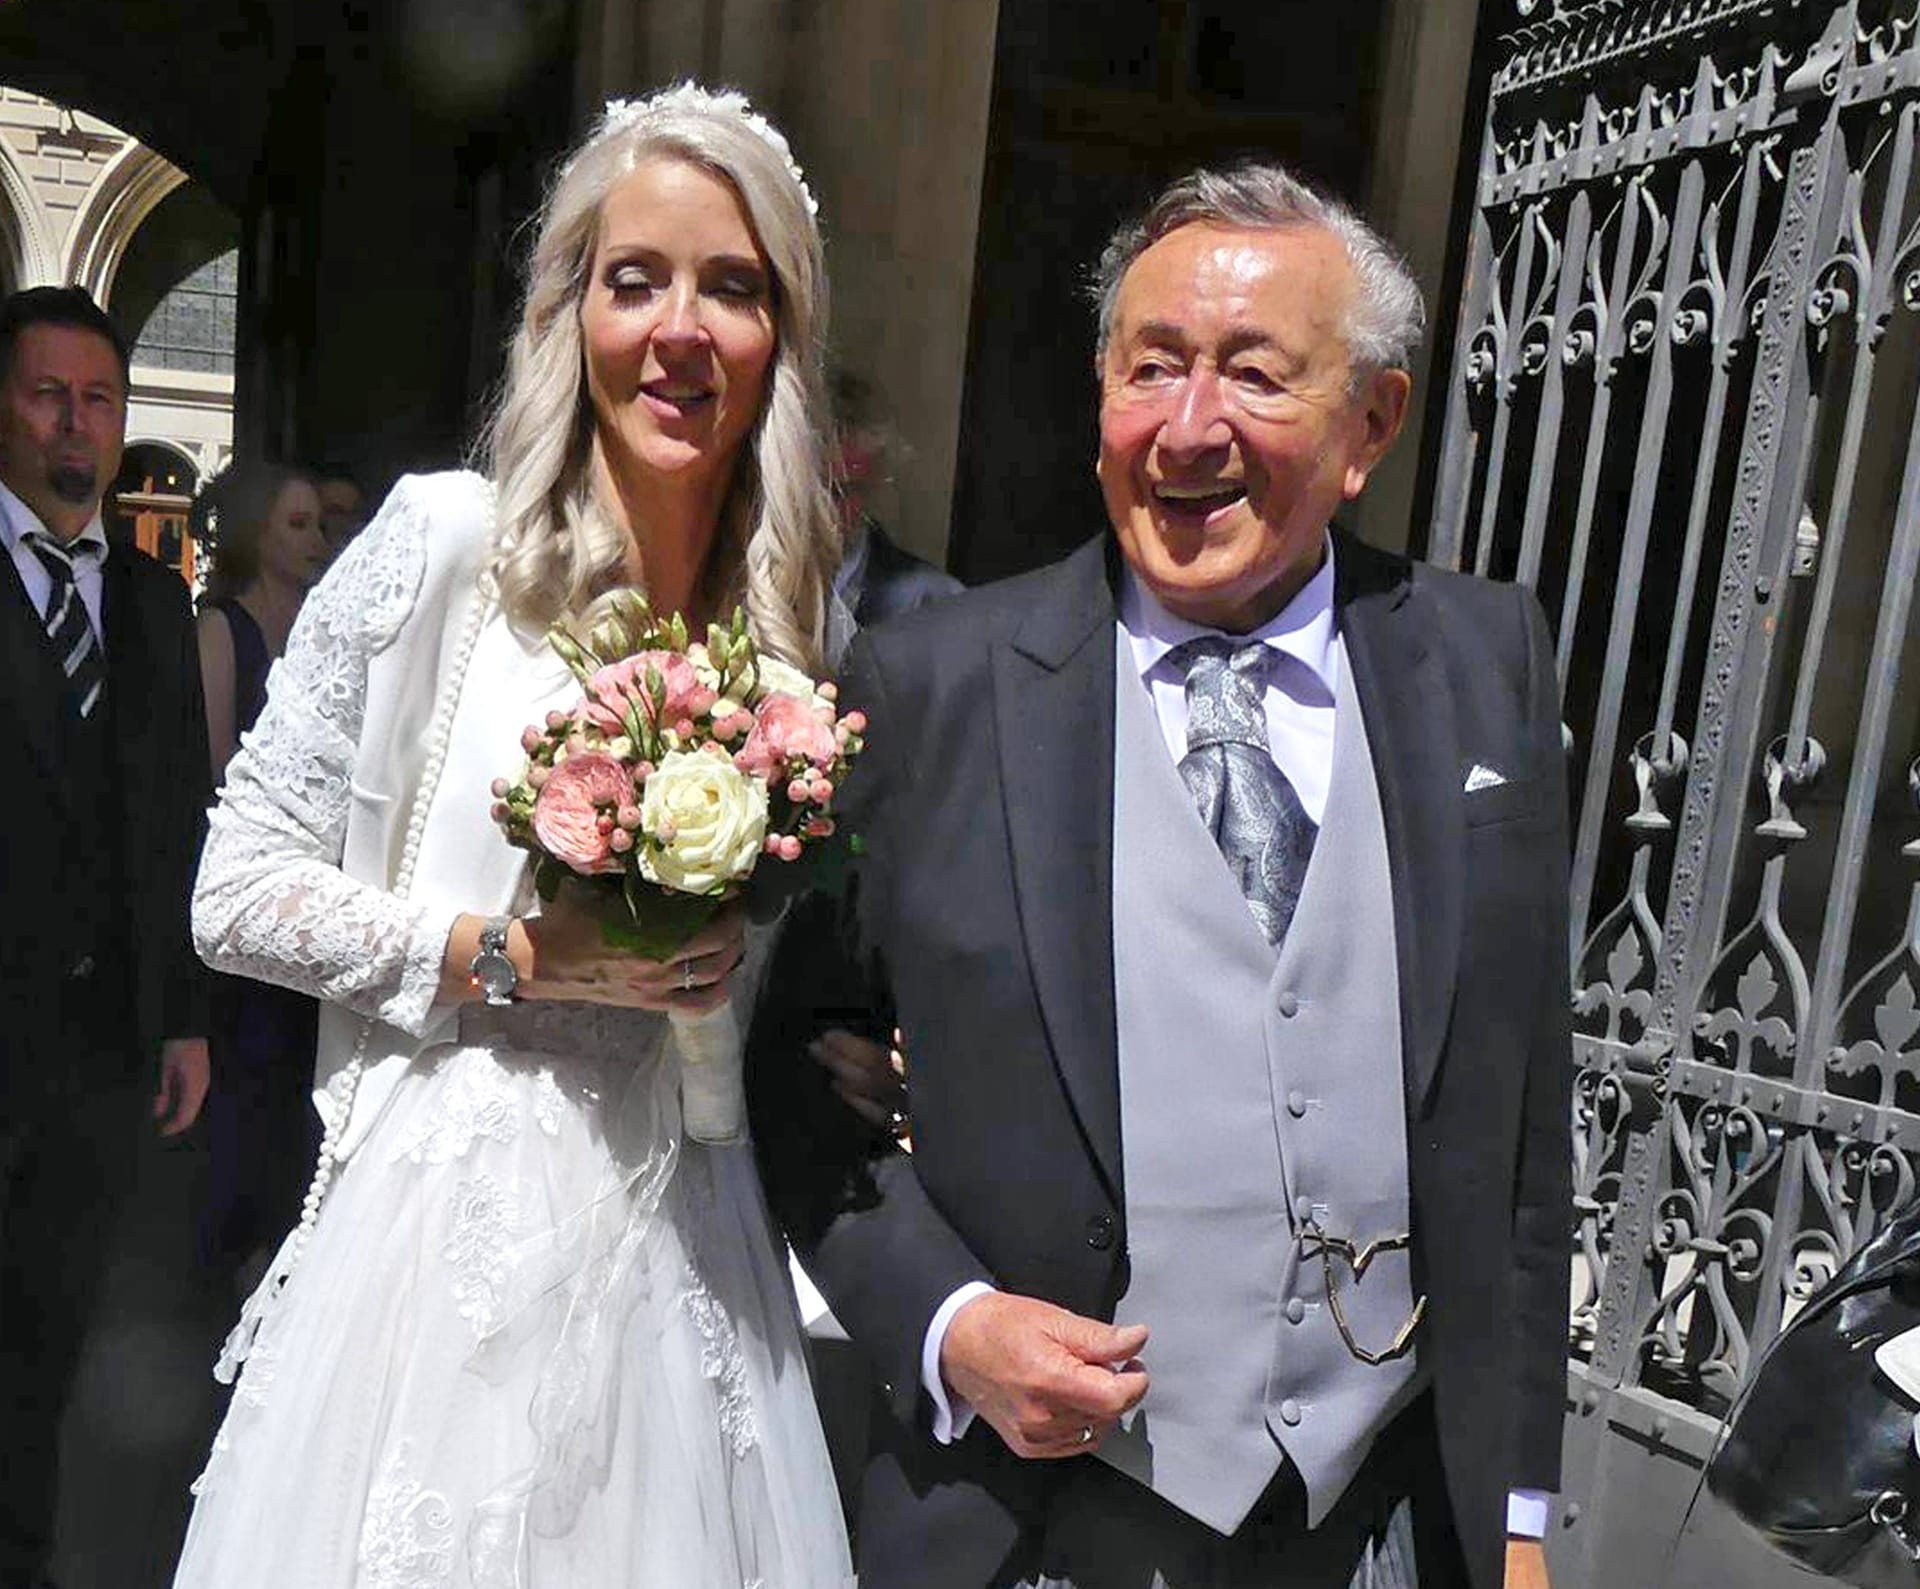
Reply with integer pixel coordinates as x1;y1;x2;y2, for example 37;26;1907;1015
0;84;233;483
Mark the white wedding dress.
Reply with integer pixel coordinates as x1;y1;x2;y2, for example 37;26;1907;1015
172;473;853;1589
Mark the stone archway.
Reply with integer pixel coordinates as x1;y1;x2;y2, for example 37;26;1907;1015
66;140;188;304
0;134;61;289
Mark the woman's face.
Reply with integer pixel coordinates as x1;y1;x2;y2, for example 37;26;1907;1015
259;478;327;589
580;157;778;498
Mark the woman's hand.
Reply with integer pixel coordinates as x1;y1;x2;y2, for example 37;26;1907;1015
611;903;747;1014
440;896;746;1013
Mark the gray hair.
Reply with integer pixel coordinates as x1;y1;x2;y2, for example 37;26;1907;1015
482;83;838;672
1092;163;1426;381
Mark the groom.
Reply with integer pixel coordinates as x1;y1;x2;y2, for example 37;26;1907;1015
754;163;1571;1589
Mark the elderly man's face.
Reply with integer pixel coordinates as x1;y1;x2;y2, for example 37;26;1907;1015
1096;222;1408;633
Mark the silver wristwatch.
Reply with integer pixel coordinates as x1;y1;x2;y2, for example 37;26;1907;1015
470;916;519;1006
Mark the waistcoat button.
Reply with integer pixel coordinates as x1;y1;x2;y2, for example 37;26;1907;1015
1085;1214;1116;1251
1285;1297;1306;1325
1287;1090;1308;1118
1279;1398;1303;1426
69;954;94;980
1293;1194;1314;1223
1276;992;1300;1018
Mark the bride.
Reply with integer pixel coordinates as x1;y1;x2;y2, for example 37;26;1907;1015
174;85;853;1587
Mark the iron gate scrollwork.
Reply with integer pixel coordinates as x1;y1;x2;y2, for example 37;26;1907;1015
1431;2;1920;1583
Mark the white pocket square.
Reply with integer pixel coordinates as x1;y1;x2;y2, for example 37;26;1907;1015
1877;1325;1920;1403
1874;1325;1920;1454
1464;763;1508;793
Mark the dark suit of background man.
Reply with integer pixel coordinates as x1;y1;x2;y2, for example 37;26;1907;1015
753;165;1572;1589
0;287;211;1589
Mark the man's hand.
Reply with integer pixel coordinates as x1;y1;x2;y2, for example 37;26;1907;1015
153;1037;210;1136
940;1291;1149;1458
1505;1539;1551;1589
810;1027;907;1134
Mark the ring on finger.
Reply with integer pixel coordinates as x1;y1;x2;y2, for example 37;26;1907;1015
1077;1425;1093;1446
681;960;696;992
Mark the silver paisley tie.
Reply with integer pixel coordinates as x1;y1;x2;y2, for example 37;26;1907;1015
1176;638;1317;949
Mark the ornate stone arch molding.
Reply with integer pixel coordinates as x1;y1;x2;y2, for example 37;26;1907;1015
66;142;187;305
0;138;61;289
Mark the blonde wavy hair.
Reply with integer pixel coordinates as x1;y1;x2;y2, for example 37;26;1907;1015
483;84;838;671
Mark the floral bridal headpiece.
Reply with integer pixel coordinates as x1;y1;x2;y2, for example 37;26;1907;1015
598;82;820;218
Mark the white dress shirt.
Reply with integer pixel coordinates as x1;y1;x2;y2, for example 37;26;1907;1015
0;476;109;646
916;537;1552;1540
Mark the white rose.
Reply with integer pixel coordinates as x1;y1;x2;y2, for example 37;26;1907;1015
638;749;769;894
751;655;821;705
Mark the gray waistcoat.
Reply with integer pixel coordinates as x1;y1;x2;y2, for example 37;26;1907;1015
1099;633;1424;1536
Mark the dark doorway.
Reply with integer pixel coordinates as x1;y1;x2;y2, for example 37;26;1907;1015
948;0;1390;583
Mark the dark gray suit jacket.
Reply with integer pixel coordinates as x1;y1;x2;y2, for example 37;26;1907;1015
751;530;1573;1589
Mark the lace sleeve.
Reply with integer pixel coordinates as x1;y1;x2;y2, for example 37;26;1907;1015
192;478;450;1036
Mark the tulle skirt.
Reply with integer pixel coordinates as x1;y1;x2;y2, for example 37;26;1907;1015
172;1007;852;1589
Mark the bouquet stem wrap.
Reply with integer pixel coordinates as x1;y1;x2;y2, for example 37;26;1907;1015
670;999;746;1145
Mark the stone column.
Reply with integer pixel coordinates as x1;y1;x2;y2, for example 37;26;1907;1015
1350;0;1482;556
576;0;794;122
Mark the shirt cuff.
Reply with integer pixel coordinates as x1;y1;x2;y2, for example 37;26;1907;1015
1506;1489;1552;1540
921;1281;997;1444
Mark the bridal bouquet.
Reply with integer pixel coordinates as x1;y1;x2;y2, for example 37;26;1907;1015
490;591;867;1142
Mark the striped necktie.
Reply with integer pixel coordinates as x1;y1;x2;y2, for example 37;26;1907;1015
25;532;106;718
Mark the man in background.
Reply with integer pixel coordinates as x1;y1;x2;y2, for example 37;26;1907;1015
0;286;211;1589
828;369;962;624
314;462;368;558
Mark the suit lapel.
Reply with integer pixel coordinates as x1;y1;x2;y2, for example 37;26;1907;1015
1336;532;1463;1113
102;542;136;686
102;544;144;764
993;538;1124;1202
0;545;74;801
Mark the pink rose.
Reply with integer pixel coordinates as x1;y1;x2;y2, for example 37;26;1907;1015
736;691;839;779
530;752;631;874
582;650;716;736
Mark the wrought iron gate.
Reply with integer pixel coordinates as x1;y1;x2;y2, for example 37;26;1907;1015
1429;3;1920;1583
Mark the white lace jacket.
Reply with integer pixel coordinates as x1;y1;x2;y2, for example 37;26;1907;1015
193;470;578;1159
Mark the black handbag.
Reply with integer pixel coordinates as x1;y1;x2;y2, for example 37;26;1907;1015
1706;1195;1920;1586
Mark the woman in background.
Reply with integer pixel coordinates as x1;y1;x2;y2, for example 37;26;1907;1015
193;461;328;1274
195;461;328;784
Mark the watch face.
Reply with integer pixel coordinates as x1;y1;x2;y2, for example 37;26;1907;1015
473;949;517;1002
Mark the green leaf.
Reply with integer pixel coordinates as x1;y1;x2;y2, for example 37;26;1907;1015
602;882;725;960
616;588;651;633
547;626;598;684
